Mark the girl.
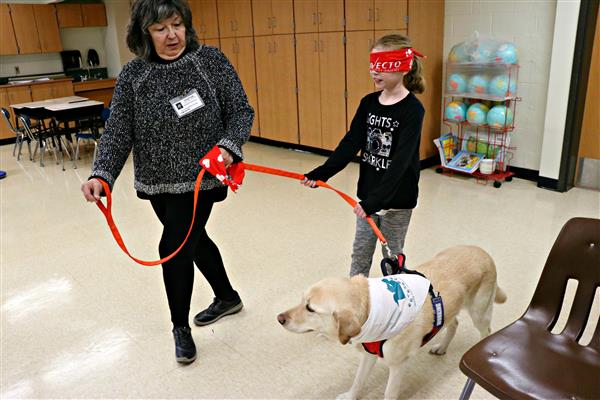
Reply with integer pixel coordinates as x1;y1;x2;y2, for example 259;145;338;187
302;34;426;277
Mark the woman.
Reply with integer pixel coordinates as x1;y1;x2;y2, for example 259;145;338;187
81;0;254;364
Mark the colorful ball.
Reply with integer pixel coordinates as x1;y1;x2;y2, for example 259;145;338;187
445;101;466;122
467;103;489;126
495;43;519;64
486;105;514;128
467;75;489;95
448;43;470;63
489;74;517;98
447;73;467;93
471;41;497;63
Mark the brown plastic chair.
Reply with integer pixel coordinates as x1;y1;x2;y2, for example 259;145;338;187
459;217;600;400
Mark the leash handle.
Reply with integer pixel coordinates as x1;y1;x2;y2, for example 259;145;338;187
95;169;205;266
244;163;389;247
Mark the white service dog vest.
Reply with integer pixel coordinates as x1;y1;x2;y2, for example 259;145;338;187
350;274;430;343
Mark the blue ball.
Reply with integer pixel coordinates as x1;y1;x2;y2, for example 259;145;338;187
487;105;514;128
471;41;497;63
467;75;489;95
489;74;517;98
467;103;489;126
495;43;519;64
448;43;470;63
447;73;467;93
445;101;466;122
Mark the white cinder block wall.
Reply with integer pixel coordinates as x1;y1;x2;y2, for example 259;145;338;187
443;0;558;171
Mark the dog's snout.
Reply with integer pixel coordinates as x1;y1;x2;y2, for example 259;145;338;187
277;313;287;325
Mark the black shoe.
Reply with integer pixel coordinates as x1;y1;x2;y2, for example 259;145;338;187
172;326;196;364
194;296;243;326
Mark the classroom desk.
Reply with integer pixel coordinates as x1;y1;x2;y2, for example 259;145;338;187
11;97;104;169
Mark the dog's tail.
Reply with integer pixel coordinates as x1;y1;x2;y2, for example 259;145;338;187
494;286;507;304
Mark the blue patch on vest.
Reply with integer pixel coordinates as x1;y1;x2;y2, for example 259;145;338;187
382;278;405;305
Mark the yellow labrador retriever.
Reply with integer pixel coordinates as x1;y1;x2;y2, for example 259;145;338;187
277;245;506;400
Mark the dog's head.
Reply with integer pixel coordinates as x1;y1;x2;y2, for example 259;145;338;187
277;275;369;345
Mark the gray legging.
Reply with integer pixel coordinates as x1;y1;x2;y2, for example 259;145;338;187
350;209;413;277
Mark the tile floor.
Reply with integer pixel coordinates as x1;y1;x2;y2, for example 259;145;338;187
1;141;599;399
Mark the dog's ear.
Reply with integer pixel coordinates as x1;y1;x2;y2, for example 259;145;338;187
334;310;361;345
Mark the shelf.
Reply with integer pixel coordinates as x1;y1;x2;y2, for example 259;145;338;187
443;119;515;132
446;62;519;68
444;92;518;102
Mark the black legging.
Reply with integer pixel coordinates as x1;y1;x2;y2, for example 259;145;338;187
150;191;237;328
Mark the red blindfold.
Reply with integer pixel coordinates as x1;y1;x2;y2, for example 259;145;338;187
369;48;425;73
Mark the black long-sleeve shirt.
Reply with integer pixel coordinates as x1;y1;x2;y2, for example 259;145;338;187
305;91;424;215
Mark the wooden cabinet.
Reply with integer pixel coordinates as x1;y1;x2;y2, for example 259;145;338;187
220;37;260;136
201;38;220;48
30;81;75;102
73;79;116;107
2;4;62;55
345;0;407;31
345;30;375;130
0;4;18;56
57;4;83;28
33;5;62;53
57;3;107;28
296;32;346;150
217;0;253;38
0;85;32;140
189;0;219;39
294;0;344;33
254;35;298;143
9;4;41;55
408;0;444;160
252;0;294;36
82;4;107;27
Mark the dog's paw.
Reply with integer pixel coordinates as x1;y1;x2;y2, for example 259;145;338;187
336;391;357;400
429;345;447;355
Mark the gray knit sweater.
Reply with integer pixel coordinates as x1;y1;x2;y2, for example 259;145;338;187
91;45;254;194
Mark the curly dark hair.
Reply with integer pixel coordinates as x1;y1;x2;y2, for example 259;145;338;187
127;0;199;61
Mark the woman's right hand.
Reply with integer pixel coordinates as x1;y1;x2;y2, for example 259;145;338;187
300;177;318;188
81;178;103;202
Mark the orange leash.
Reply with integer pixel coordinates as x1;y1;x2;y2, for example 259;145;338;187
95;163;391;266
243;163;391;253
95;169;205;266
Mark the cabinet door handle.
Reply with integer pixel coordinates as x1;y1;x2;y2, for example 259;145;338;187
368;8;372;21
267;16;272;28
375;8;380;21
318;12;322;25
273;41;277;53
312;12;317;25
314;40;318;53
272;16;277;29
319;40;323;52
230;20;234;32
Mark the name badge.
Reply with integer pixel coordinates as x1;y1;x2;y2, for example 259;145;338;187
170;88;204;118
